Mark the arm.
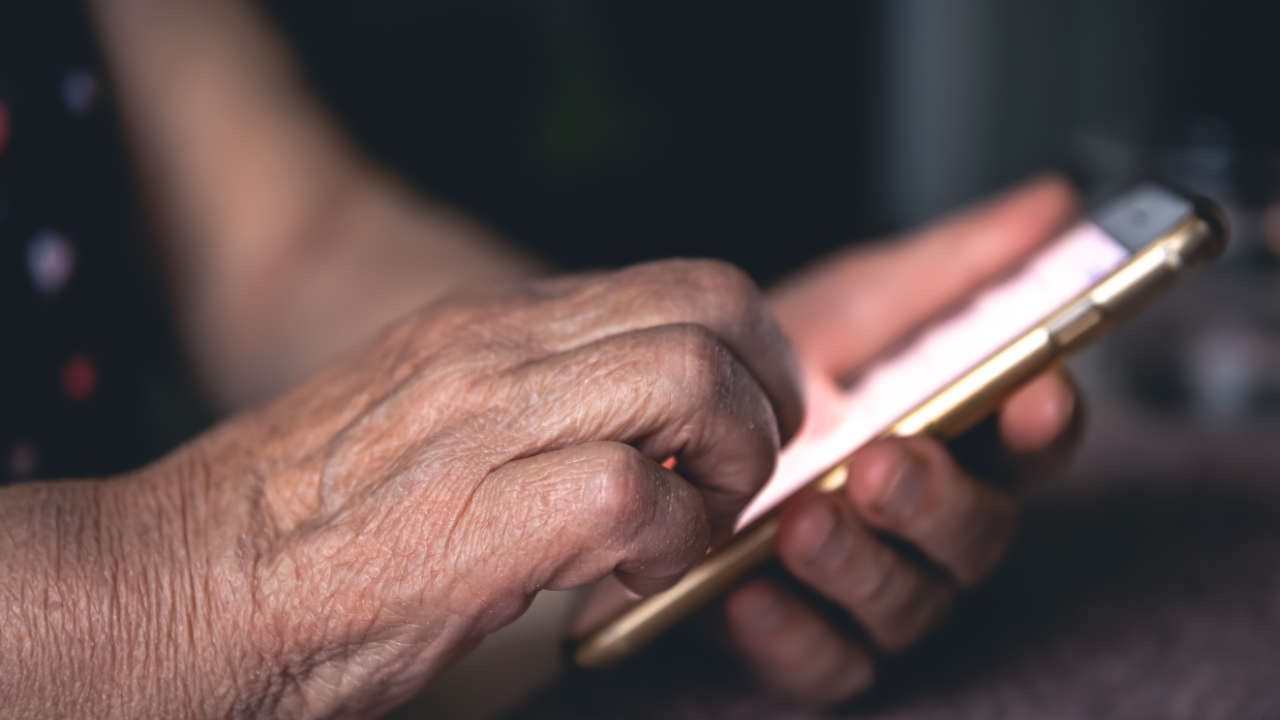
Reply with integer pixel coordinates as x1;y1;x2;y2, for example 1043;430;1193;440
2;259;804;719
88;0;540;410
0;457;262;718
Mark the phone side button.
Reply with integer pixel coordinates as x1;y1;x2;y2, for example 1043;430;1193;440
1047;299;1105;351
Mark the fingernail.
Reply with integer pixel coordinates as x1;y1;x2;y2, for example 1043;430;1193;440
874;449;926;520
798;502;851;571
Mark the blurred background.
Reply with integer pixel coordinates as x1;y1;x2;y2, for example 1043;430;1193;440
261;0;1280;461
5;0;1277;481
263;0;1279;269
3;1;1278;717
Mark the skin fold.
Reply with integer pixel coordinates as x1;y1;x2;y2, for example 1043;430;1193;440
0;0;1081;715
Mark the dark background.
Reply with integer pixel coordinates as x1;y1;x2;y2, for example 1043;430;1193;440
8;0;1279;481
248;3;1277;717
246;3;1278;717
264;0;1280;280
3;3;1279;716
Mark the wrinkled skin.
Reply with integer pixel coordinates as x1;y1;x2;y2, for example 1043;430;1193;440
152;258;805;717
572;178;1080;708
70;1;1080;709
5;180;1077;719
198;178;1074;716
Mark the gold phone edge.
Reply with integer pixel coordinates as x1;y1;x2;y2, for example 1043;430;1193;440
572;211;1225;669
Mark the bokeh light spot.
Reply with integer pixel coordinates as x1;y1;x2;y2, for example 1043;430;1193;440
9;441;37;480
27;230;76;295
0;101;10;155
62;69;99;116
61;354;98;402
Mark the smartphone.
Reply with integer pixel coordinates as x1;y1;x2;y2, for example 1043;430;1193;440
570;184;1229;668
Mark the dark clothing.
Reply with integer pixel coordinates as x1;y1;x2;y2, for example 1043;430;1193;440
1;5;205;485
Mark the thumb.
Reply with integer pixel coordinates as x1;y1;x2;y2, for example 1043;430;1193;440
469;441;711;600
772;175;1078;377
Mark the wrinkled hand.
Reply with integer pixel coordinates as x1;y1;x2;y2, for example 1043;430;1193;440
722;177;1082;706
160;260;803;718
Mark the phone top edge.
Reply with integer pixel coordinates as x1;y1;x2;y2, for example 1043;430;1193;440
1092;183;1195;253
569;189;1231;671
1191;194;1231;257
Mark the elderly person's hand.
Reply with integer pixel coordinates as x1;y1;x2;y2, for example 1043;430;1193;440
719;177;1081;706
1;260;804;719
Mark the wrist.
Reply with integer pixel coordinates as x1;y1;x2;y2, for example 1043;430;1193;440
2;481;113;718
68;440;300;718
1;463;270;719
100;452;274;717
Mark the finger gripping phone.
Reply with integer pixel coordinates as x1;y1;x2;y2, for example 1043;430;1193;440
571;184;1228;668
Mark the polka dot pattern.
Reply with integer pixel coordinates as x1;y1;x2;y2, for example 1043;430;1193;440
61;69;98;116
8;441;37;480
2;6;208;486
60;354;98;402
26;229;76;295
0;101;9;156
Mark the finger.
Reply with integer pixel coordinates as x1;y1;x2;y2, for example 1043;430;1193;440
945;371;1082;487
845;436;1017;586
772;175;1078;376
998;369;1079;456
474;441;710;597
531;259;806;443
510;323;782;536
726;579;876;707
775;490;955;652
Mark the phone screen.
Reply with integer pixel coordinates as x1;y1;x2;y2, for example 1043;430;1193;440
736;221;1132;530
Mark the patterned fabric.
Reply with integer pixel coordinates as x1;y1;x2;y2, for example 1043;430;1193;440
1;5;206;485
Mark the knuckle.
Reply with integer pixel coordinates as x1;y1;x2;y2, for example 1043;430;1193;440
839;540;954;652
685;259;761;316
686;258;756;290
666;324;735;400
879;584;954;653
844;542;902;611
586;444;656;531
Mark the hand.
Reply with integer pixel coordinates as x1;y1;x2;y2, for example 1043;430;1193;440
723;177;1081;706
134;259;804;718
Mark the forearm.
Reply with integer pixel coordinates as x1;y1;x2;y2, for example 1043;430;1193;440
0;378;491;719
89;0;541;409
0;456;269;718
88;0;360;316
